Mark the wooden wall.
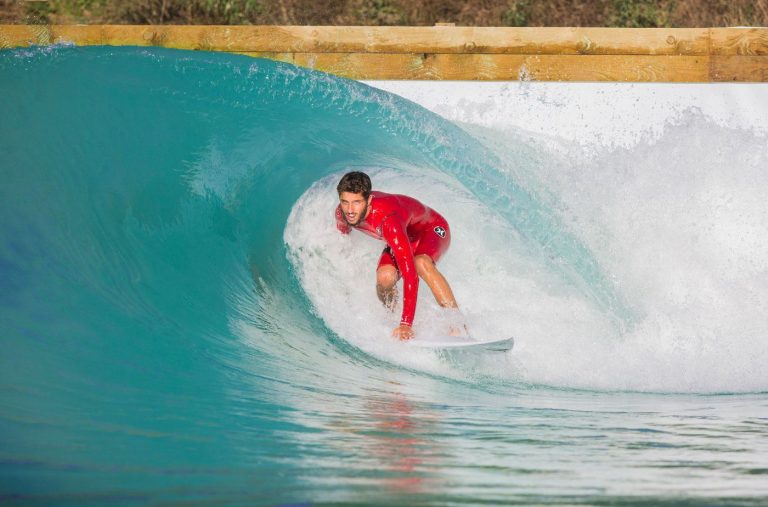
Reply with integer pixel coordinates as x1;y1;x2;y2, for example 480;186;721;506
1;25;767;81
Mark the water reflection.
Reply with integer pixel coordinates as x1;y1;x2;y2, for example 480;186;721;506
363;386;431;492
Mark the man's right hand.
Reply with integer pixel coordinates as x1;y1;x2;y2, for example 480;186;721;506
392;324;414;341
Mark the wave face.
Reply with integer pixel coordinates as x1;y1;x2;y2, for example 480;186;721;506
2;46;767;504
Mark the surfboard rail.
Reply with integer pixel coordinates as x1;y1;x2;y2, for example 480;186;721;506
406;335;515;353
1;25;766;81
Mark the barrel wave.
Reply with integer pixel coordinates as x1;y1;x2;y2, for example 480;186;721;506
2;46;767;505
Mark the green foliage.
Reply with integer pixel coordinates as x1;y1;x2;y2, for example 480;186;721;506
23;1;54;23
356;0;406;25
6;0;768;27
108;0;265;24
21;0;108;23
608;0;671;28
502;0;531;27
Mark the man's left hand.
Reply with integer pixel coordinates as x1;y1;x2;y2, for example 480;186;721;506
392;324;414;341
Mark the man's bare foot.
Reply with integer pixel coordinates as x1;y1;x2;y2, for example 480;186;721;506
448;324;470;338
377;284;398;312
444;308;470;338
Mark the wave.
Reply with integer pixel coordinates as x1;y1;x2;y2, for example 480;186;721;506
1;45;766;416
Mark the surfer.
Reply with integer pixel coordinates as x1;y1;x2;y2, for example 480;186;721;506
334;171;463;340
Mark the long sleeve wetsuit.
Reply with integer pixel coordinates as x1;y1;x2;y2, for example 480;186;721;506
335;191;451;327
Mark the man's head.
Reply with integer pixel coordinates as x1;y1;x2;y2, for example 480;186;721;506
337;171;372;226
337;171;371;199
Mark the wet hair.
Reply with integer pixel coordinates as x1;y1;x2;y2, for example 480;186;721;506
336;171;372;199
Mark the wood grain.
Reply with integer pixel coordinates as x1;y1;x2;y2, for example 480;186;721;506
709;28;768;56
0;25;711;54
240;52;710;81
1;25;766;82
711;56;768;81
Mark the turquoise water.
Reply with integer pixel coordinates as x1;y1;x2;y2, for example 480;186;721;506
1;46;767;505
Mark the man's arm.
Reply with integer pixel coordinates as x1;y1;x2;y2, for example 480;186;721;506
381;217;418;330
335;205;350;234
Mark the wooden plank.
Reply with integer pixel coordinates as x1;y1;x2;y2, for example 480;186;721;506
0;24;54;48
710;56;768;81
0;25;709;55
240;52;711;82
709;28;768;56
2;25;766;81
509;54;710;82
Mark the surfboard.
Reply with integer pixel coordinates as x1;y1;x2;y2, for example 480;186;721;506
405;334;514;353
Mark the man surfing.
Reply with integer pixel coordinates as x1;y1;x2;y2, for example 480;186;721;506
334;171;464;340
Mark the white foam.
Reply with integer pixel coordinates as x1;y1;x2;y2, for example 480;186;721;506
534;118;768;393
356;81;768;393
286;82;768;392
365;81;768;154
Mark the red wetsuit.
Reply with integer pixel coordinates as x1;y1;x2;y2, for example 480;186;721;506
335;191;451;327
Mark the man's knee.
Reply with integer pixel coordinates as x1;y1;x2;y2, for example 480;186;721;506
414;255;437;278
376;266;398;288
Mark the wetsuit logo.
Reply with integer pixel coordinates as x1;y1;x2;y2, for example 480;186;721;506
433;226;446;238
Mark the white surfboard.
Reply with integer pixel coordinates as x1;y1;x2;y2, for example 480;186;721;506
405;334;514;353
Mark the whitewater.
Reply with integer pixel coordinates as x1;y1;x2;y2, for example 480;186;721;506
1;46;767;505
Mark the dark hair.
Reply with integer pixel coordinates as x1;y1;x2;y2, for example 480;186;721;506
336;171;372;199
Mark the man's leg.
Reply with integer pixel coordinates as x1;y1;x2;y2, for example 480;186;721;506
414;254;468;337
376;264;399;311
414;254;458;308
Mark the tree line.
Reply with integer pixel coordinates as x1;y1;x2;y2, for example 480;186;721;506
3;0;767;27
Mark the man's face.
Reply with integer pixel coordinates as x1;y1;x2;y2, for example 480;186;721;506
339;191;371;226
